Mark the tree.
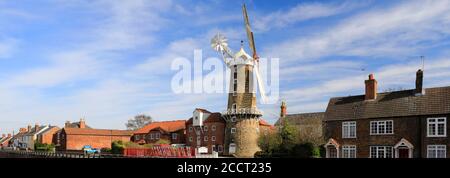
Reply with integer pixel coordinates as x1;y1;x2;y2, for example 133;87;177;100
125;114;153;130
278;120;299;152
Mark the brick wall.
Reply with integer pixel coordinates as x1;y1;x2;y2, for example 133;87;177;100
186;122;225;154
64;134;131;150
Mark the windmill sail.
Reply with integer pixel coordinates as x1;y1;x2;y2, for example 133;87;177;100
242;4;257;59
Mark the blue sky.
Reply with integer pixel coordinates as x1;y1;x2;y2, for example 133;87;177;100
1;0;450;134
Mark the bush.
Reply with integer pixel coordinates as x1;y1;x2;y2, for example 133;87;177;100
34;143;55;152
155;139;170;145
111;141;125;154
101;147;111;153
290;142;315;158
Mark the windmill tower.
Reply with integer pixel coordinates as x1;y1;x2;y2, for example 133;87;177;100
210;4;266;158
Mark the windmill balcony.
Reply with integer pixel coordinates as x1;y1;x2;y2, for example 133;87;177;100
222;108;263;116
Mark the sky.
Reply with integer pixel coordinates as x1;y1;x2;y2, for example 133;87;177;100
1;0;450;134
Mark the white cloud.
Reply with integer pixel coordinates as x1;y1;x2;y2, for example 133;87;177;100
265;0;450;62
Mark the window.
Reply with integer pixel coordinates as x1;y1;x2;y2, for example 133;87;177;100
189;127;193;132
204;136;208;141
427;117;447;137
212;145;216;152
150;133;154;140
155;133;160;139
211;136;216;141
231;128;236;134
211;125;216;131
342;145;357;158
231;116;236;122
342;121;356;138
172;133;177;140
370;146;393;158
135;135;140;140
370;120;394;135
218;145;223;152
233;65;237;96
189;137;193;142
204;126;208;131
231;104;237;113
428;145;446;158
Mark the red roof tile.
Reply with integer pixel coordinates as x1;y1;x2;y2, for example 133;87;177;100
64;128;133;136
134;120;186;134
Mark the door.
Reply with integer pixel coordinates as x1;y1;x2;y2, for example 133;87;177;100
398;148;409;158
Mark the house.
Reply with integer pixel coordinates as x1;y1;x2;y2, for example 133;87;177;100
54;118;91;148
23;124;50;150
275;101;325;145
10;126;31;149
186;108;226;154
132;120;186;145
323;69;450;158
55;119;133;151
0;134;12;148
37;126;60;145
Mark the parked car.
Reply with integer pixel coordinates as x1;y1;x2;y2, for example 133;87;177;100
82;145;100;154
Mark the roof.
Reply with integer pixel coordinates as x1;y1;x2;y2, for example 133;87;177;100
24;126;49;136
275;112;325;126
194;108;212;113
64;128;133;136
134;120;186;134
65;121;92;129
38;126;60;135
324;86;450;121
0;136;11;143
186;112;226;124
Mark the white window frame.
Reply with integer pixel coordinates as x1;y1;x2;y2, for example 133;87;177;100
204;136;208;141
231;116;236;122
231;128;236;134
370;120;394;135
211;136;216;141
172;133;177;140
189;127;193;132
204;126;208;131
189;137;193;142
427;145;446;158
150;133;154;140
155;133;160;139
211;125;216;131
231;104;237;113
342;145;357;158
427;117;447;137
342;121;356;138
370;146;393;158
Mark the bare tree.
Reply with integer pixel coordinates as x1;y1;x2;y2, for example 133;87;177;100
126;114;153;130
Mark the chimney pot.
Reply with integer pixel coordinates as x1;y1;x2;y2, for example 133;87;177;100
7;134;11;137
365;74;378;100
280;101;287;118
35;123;39;132
79;118;86;129
416;69;424;95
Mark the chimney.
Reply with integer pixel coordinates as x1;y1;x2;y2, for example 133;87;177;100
280;101;287;118
416;69;424;95
365;74;378;100
27;125;32;132
7;134;11;137
19;128;27;133
1;134;4;138
79;118;86;129
35;123;39;132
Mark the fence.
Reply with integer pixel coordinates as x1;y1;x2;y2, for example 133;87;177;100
123;147;194;158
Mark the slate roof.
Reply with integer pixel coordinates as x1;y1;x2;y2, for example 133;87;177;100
324;86;450;121
65;121;92;129
275;112;325;126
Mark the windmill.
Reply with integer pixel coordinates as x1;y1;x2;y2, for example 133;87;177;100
210;4;265;158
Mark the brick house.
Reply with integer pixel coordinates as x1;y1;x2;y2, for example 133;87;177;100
186;108;226;154
37;126;60;145
24;124;50;150
55;119;132;151
275;101;325;145
132;120;186;145
0;134;12;148
59;128;133;150
323;69;450;158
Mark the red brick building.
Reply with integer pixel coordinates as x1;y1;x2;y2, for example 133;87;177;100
37;126;60;145
324;70;450;158
54;119;132;151
186;109;226;154
132;120;186;145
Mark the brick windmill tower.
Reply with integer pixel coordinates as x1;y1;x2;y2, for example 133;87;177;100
210;4;266;158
